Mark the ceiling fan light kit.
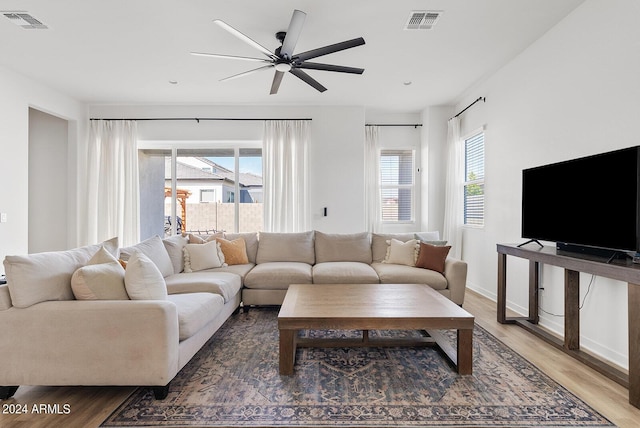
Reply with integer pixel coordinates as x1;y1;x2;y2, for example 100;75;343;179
192;9;365;94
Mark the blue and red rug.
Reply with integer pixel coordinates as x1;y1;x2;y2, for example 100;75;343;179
102;308;613;427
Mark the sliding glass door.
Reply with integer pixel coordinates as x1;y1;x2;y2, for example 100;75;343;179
139;144;263;239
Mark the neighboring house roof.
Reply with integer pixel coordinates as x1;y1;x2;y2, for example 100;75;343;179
165;157;263;187
165;158;226;181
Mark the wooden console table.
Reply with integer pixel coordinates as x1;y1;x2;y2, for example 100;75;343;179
497;243;640;409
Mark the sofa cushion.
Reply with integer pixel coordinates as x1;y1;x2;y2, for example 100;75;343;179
416;242;452;274
224;232;259;264
202;263;255;282
312;262;379;284
3;237;118;308
0;284;12;310
383;239;418;266
371;262;448;290
120;236;174;278
164;272;241;303
217;238;249;265
163;234;189;274
244;262;312;290
124;252;168;300
167;293;225;340
183;241;226;272
256;231;315;264
71;247;128;300
314;231;372;263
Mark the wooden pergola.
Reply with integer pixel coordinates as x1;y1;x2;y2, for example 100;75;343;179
164;187;191;233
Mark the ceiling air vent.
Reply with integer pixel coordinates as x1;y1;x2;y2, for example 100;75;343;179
404;10;442;30
2;11;48;29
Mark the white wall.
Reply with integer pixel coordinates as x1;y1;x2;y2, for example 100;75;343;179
88;104;367;233
454;0;640;368
0;66;87;267
28;108;69;252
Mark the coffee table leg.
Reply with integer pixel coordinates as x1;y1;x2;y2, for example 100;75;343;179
457;329;473;375
279;329;296;375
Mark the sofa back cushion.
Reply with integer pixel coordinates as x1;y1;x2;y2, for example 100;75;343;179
162;234;189;274
224;232;259;264
256;231;315;264
3;237;118;308
314;231;372;263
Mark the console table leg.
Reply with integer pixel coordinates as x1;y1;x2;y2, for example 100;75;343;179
497;253;507;323
529;261;539;323
565;269;580;350
629;283;640;408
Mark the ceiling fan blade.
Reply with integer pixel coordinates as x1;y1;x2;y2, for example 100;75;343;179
214;19;276;60
293;37;365;62
270;71;285;94
220;64;274;82
295;62;364;74
280;9;306;59
190;52;272;63
290;68;327;93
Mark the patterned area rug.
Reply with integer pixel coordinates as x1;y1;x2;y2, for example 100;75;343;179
102;308;613;427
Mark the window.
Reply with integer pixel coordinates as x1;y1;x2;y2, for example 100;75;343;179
380;149;415;222
463;131;485;226
138;145;263;237
200;189;216;203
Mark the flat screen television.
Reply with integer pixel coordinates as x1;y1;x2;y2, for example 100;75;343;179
521;145;640;258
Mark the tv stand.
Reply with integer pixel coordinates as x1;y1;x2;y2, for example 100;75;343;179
497;243;640;409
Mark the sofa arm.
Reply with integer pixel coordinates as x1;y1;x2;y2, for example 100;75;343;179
0;300;180;387
443;257;468;306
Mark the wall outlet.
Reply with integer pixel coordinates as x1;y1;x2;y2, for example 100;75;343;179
0;213;6;223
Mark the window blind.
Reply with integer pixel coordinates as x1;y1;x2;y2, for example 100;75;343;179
464;132;485;225
380;149;414;222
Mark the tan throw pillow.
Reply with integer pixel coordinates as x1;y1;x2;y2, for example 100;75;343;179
183;241;226;272
383;239;418;266
416;242;452;274
187;232;223;244
124;252;167;300
217;238;249;265
71;246;128;300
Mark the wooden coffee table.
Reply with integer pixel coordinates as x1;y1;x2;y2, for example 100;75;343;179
277;283;474;375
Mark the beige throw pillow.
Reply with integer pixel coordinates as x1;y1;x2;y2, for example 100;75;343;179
383;239;419;266
217;238;249;265
124;252;167;300
71;246;128;300
183;241;226;272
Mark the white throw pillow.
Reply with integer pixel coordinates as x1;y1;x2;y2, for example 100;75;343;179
124;252;167;300
119;236;174;278
71;246;128;300
183;241;226;273
383;239;419;266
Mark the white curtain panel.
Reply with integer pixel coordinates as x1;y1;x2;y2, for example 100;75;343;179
443;117;464;259
263;120;310;232
364;125;381;233
86;120;140;247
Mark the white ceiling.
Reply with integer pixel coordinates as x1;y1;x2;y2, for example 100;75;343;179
0;0;585;111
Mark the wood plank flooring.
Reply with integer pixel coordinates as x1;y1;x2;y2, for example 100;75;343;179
1;289;639;427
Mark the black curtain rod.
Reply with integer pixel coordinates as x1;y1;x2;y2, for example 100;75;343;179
451;96;485;120
89;117;312;122
365;124;422;128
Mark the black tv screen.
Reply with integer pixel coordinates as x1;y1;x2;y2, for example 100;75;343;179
522;146;640;253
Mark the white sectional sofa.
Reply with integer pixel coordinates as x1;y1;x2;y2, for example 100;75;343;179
0;230;466;400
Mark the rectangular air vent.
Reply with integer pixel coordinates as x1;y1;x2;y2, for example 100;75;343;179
2;11;48;29
404;10;442;30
